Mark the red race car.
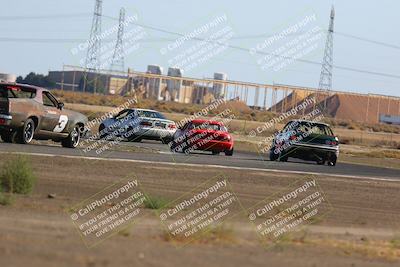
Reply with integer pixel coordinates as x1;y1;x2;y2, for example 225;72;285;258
170;119;234;156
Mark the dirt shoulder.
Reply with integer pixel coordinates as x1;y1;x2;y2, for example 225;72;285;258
0;154;399;267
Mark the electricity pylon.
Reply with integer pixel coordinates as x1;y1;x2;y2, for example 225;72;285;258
318;6;335;110
85;0;103;70
110;8;126;72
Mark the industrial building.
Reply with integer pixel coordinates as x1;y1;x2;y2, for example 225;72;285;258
48;66;226;104
48;70;129;95
0;73;16;83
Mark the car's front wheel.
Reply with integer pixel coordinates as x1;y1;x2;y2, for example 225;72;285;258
278;153;288;162
62;125;81;148
269;147;279;161
225;148;234;156
161;137;172;144
128;135;142;142
98;124;108;139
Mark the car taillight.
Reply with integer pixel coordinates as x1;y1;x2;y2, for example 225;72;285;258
140;121;152;126
289;135;297;140
326;140;338;146
0;118;5;125
168;124;176;129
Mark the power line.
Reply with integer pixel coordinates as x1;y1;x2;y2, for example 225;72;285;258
103;14;400;50
2;12;399;51
0;37;175;43
112;18;400;80
0;13;91;20
2;13;399;51
1;25;399;80
334;31;400;50
1;13;399;80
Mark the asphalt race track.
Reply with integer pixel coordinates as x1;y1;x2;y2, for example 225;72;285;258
0;140;399;181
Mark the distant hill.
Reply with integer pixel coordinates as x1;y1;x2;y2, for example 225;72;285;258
269;91;400;124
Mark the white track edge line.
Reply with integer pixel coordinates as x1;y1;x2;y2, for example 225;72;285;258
3;151;399;182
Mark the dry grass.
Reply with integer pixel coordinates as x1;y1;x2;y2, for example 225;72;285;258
53;90;400;135
62;97;400;149
271;231;400;262
343;149;400;160
309;239;400;262
162;224;236;245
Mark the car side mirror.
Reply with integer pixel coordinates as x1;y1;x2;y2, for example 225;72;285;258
58;102;64;110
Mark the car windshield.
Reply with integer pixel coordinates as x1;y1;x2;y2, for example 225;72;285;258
114;109;135;120
0;85;36;99
284;121;333;136
137;110;166;119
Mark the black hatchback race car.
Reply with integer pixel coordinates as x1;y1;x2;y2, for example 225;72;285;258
269;120;339;166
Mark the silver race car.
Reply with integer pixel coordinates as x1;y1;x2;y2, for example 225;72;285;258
98;108;176;143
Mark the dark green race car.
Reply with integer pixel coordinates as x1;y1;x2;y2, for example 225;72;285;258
269;120;339;166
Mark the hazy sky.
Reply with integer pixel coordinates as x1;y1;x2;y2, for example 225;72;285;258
1;0;399;97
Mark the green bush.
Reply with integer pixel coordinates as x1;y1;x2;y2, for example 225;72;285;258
143;195;169;210
0;155;37;194
0;192;15;206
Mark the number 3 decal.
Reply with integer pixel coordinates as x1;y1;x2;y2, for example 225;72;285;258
53;115;69;133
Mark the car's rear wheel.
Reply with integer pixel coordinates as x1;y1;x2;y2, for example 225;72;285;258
62;125;81;148
225;148;234;156
16;118;35;144
327;153;337;166
327;157;337;166
169;140;178;151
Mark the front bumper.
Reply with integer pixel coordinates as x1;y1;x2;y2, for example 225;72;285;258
137;127;176;139
120;126;176;140
190;139;234;152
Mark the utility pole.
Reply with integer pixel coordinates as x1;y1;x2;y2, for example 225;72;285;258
110;8;126;72
319;6;335;111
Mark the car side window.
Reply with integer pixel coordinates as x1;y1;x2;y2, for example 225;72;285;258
186;123;195;130
181;123;191;131
42;92;57;107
